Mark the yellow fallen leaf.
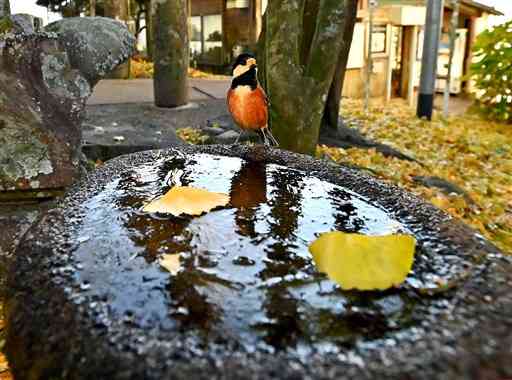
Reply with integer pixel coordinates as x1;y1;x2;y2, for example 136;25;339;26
159;253;181;275
143;186;229;216
308;232;416;291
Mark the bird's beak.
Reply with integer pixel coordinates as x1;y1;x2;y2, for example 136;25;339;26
247;58;257;67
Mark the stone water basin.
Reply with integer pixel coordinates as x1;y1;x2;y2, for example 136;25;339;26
5;145;512;379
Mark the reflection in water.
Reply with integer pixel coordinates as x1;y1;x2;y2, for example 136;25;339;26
230;161;267;238
72;153;415;353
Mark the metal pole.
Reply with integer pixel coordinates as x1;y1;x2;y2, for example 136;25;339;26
364;2;375;114
417;0;444;120
443;0;459;118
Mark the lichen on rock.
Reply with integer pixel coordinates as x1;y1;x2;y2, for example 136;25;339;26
0;17;135;199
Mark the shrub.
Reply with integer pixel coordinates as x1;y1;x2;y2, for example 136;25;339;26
130;56;154;79
470;21;512;123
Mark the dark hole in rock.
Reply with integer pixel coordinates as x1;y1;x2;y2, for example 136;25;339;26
5;145;512;379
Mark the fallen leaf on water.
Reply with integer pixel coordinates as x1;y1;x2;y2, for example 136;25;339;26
159;254;181;275
143;186;229;216
308;232;416;291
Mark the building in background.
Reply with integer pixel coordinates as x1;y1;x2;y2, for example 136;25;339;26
189;0;502;98
344;0;503;100
189;0;267;71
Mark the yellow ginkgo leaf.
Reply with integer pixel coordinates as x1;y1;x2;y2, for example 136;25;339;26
143;186;230;216
308;232;416;291
159;253;181;275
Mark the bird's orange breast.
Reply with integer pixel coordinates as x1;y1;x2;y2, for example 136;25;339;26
227;85;268;131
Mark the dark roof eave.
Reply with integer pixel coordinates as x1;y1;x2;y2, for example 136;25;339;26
460;0;504;16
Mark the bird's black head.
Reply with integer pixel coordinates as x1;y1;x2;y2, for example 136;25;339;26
231;53;258;90
232;53;257;75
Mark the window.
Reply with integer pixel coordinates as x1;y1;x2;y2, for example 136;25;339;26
190;14;223;64
203;15;223;63
226;0;249;9
371;25;387;54
190;16;202;56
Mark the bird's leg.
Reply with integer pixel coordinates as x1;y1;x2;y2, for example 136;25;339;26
260;128;270;146
234;130;245;144
266;128;279;147
261;127;278;147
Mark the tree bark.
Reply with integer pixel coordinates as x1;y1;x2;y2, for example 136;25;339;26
104;0;131;78
90;0;96;16
263;0;352;155
249;0;262;46
321;0;358;131
104;0;128;19
153;0;189;107
0;0;10;17
144;0;153;60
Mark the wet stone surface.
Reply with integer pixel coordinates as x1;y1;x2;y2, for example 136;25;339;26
5;145;512;379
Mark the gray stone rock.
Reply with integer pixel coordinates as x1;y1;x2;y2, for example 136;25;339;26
203;126;225;136
207;114;237;130
4;145;511;380
45;17;136;85
9;14;41;33
0;33;85;194
0;18;135;199
215;130;240;143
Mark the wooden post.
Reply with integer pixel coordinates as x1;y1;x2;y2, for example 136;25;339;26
443;0;459;117
385;24;394;102
104;0;131;78
153;0;189;107
408;25;418;107
90;0;96;16
465;15;477;93
145;0;153;60
0;0;9;18
222;0;228;63
364;3;374;114
252;0;262;44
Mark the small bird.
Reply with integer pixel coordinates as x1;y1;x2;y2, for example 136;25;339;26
227;53;278;146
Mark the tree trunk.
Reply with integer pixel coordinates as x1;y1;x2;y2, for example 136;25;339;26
0;0;10;17
249;0;262;46
262;0;353;155
153;0;189;107
90;0;96;16
321;0;358;131
104;0;131;78
144;0;153;60
62;2;81;17
104;0;128;19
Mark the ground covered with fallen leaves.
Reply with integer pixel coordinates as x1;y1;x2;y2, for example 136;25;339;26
318;99;512;254
130;56;229;79
0;303;9;380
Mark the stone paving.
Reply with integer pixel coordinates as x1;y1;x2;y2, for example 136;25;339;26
88;78;231;105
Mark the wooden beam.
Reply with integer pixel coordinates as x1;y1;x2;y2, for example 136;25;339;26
408;25;418;107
